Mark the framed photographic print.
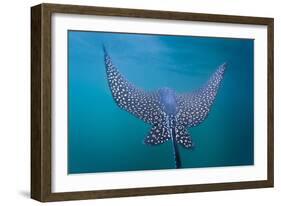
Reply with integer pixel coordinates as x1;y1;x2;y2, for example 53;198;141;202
31;3;274;202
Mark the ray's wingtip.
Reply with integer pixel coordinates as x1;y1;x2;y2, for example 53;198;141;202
102;43;108;55
221;62;228;70
218;62;228;74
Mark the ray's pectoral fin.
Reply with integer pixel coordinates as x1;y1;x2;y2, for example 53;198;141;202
103;46;162;125
144;124;170;145
177;63;227;128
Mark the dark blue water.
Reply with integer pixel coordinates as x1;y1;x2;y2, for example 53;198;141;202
68;31;254;174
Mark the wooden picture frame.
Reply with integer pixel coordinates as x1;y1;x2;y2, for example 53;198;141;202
31;3;274;202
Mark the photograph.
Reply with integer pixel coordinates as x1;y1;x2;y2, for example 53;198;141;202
67;31;254;174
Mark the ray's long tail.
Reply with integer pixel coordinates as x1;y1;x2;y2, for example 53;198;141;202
170;128;181;168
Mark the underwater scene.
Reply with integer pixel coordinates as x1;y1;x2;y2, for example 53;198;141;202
68;30;254;174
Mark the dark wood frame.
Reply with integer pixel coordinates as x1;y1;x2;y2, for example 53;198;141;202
31;3;274;202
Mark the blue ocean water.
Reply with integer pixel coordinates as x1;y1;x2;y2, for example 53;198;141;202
68;30;254;174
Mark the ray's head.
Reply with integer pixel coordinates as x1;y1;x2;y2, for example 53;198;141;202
158;87;178;115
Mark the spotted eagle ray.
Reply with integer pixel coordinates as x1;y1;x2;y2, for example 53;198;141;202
103;46;227;169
